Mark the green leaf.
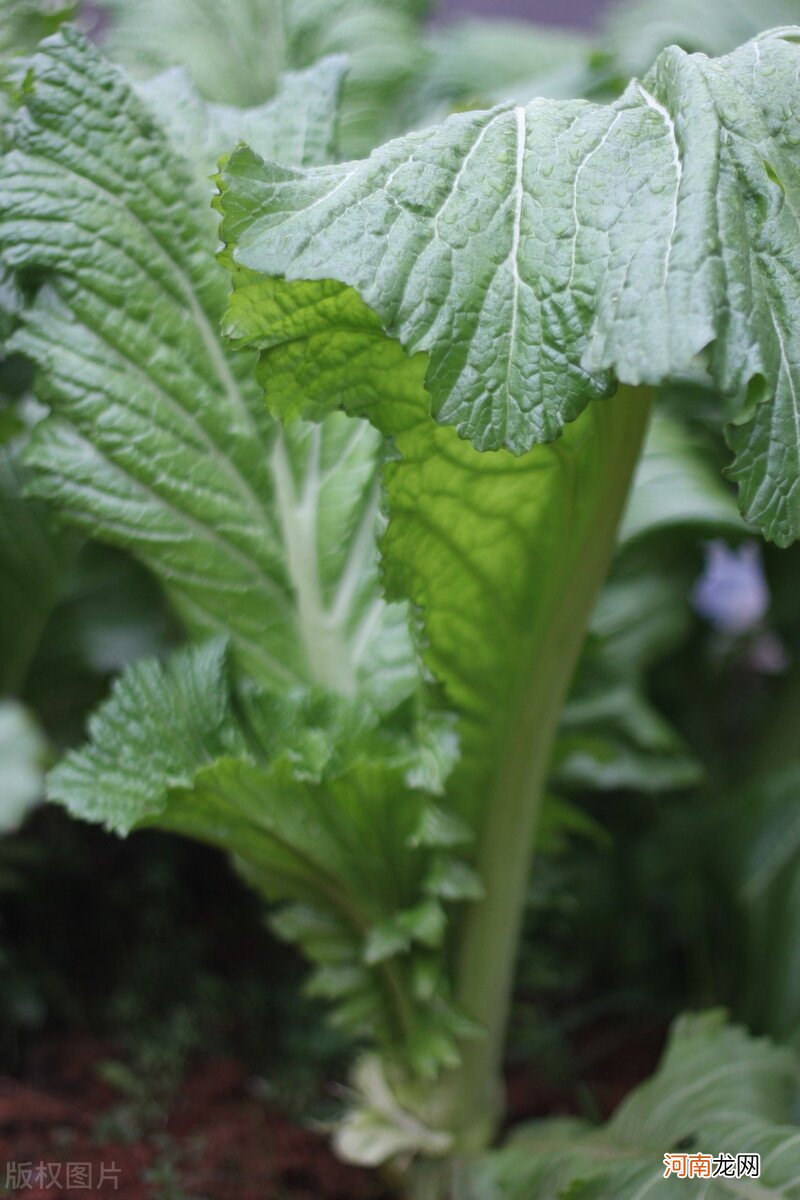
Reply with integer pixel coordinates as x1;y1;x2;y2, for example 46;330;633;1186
283;0;429;156
0;440;72;694
472;1011;800;1200
100;0;429;156
100;0;287;108
620;410;746;547
0;0;76;64
219;29;800;543
136;55;347;179
216;270;650;830
49;637;475;1074
416;18;596;115
0;30;415;707
605;0;800;78
568;1113;800;1198
48;639;247;834
0;700;47;832
606;1010;795;1143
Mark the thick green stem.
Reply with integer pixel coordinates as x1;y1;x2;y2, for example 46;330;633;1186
440;385;653;1155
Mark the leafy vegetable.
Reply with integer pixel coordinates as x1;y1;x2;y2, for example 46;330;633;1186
0;27;477;1090
213;21;800;1165
48;634;478;1077
3;8;800;1193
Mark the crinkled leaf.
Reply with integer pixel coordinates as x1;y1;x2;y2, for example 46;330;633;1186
219;29;800;543
0;30;415;707
49;639;475;1075
48;639;247;834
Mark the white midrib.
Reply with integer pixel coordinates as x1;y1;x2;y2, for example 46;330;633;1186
502;106;527;441
636;83;682;287
270;427;359;696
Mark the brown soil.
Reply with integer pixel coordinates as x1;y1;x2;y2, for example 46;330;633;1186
0;1035;392;1200
1;1021;666;1199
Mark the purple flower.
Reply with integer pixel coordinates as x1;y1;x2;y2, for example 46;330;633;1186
692;540;769;633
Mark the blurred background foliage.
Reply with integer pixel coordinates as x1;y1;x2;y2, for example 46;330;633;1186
1;0;800;1117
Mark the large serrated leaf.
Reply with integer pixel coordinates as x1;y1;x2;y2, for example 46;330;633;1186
0;30;415;707
219;29;800;543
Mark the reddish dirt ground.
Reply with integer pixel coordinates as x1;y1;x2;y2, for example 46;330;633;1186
0;1021;666;1199
1;1036;392;1200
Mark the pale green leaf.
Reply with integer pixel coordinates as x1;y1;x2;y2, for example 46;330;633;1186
605;0;800;78
333;1055;453;1166
416;18;595;116
100;0;287;107
101;0;428;156
219;29;800;543
136;55;347;180
0;700;47;832
620;410;746;547
472;1011;800;1200
570;1113;800;1198
0;0;76;64
283;0;429;155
